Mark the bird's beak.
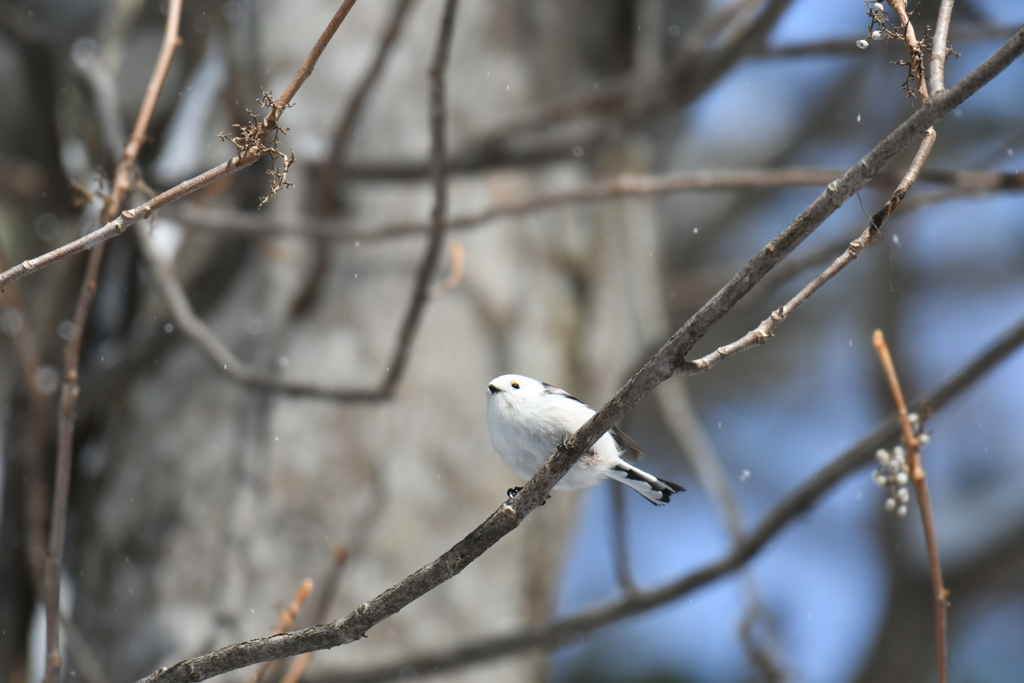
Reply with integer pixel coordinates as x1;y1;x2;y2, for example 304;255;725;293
488;384;500;394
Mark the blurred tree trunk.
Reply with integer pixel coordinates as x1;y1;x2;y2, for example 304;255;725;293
60;1;654;681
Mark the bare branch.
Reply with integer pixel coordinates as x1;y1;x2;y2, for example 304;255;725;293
293;0;417;315
930;0;957;94
873;330;949;683
42;2;183;680
268;0;360;127
684;128;937;375
248;578;313;683
133;0;454;403
133;224;384;400
889;0;930;103
378;0;459;396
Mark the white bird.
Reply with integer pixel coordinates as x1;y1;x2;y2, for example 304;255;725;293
487;374;684;505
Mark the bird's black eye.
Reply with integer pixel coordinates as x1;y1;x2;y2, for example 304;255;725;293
511;382;520;389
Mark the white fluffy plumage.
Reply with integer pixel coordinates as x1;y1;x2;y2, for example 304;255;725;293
487;374;684;505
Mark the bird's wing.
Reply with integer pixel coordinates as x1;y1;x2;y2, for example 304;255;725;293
542;382;586;405
543;383;643;461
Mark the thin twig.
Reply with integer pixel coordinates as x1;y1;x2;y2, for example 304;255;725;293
42;3;183;681
684;0;946;376
0;0;362;292
132;30;1024;683
293;0;416;315
379;0;458;396
278;548;349;683
297;315;1024;683
133;224;384;401
167;166;1024;241
248;578;314;683
930;0;957;95
313;0;414;215
426;241;465;300
889;0;930;102
872;330;948;683
268;0;359;127
682;128;936;375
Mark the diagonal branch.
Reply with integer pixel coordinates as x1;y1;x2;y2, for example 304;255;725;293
683;127;937;375
133;224;384;400
268;0;359;128
131;26;1024;683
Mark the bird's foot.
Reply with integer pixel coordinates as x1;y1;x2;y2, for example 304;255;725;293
506;486;549;505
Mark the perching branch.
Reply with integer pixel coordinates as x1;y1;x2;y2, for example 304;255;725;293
131;27;1024;683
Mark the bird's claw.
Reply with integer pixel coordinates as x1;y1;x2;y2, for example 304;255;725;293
506;486;549;505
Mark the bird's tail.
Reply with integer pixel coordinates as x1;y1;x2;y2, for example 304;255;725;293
609;463;685;506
